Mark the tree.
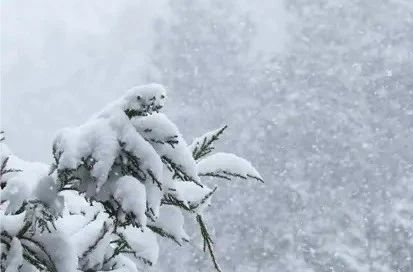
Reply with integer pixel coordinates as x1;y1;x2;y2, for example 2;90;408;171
254;0;413;271
0;84;262;271
150;2;280;271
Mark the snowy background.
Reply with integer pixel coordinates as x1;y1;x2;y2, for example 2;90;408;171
2;0;413;271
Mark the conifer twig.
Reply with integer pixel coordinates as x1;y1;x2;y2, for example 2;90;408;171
192;126;227;161
196;214;222;272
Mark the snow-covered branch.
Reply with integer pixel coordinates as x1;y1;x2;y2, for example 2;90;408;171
0;84;262;271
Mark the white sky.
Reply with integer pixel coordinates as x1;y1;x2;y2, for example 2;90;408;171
1;0;288;162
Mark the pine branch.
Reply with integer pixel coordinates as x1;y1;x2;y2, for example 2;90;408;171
144;135;179;148
1;237;11;250
162;194;191;212
196;215;222;272
192;126;227;161
117;141;147;182
104;231;154;269
22;246;49;271
198;172;231;180
161;186;217;212
52;151;97;191
199;170;264;183
161;156;203;187
102;201;117;219
147;169;162;191
50;144;63;176
80;221;110;269
147;225;187;246
107;197;141;230
1;156;22;189
1;157;22;175
124;97;164;118
0;136;23;189
17;234;58;272
188;186;218;210
17;221;33;238
24;201;59;234
104;233;136;266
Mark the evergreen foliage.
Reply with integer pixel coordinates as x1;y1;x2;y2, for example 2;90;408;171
0;84;262;271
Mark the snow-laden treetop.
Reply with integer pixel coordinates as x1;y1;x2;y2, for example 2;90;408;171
1;84;263;272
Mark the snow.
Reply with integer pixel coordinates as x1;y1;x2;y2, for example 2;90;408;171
116;120;164;217
108;255;140;272
4;0;413;271
392;198;413;229
6;237;23;272
148;205;189;244
189;126;226;158
111;176;147;227
0;211;26;236
1;146;50;214
5;237;23;272
35;232;78;272
1;177;31;214
1;82;264;271
53;87;166;217
116;118;163;181
54;118;120;191
197;152;263;182
94;84;167;119
119;226;159;266
34;176;65;215
132;112;200;185
72;212;111;269
0;142;12;160
56;194;103;237
174;182;214;212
